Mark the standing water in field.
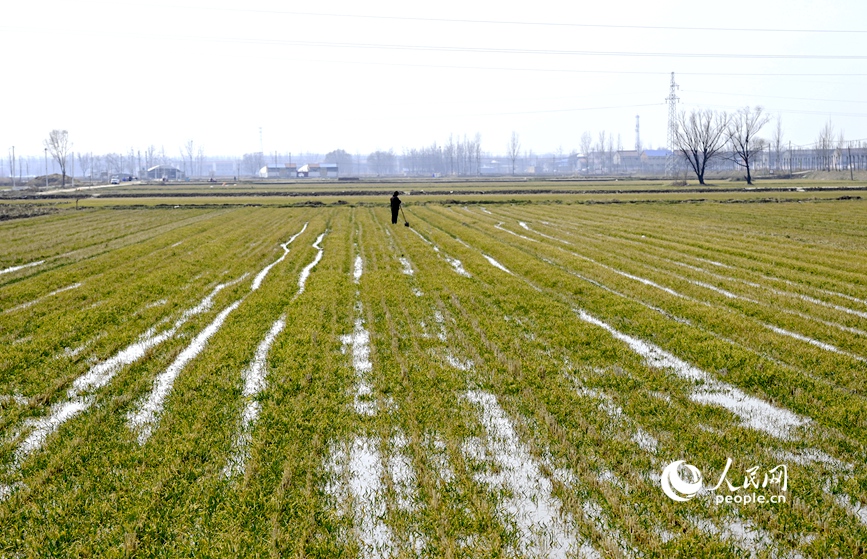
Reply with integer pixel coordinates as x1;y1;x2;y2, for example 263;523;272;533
6;282;83;314
326;438;394;559
322;262;430;556
462;390;599;559
353;255;363;283
483;254;512;275
445;255;471;278
399;256;413;276
223;316;286;478
298;233;326;294
340;311;376;417
251;222;308;291
223;226;325;476
9;275;248;468
575;309;810;439
0;260;44;275
129;226;318;445
128;299;243;444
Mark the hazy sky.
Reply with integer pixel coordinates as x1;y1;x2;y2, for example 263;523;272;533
2;0;865;158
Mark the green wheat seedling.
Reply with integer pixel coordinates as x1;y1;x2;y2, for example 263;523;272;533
1;199;866;557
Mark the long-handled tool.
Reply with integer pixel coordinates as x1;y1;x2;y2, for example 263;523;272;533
400;205;410;227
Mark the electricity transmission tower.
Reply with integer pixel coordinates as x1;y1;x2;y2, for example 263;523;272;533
665;72;679;177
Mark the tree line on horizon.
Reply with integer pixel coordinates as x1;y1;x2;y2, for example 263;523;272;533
4;112;866;187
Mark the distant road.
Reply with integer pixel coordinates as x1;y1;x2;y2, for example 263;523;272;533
42;182;138;195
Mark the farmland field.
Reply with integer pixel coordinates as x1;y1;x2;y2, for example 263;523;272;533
1;192;867;557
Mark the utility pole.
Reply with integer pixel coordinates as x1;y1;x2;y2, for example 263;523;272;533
849;142;854;181
45;148;48;188
665;72;679;178
11;146;15;189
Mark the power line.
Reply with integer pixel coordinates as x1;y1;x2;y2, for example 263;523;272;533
4;24;866;61
445;102;665;118
777;136;867;150
195;49;867;78
683;89;867;105
85;2;867;34
187;49;867;77
680;101;867;119
190;39;867;60
339;102;666;121
678;71;867;77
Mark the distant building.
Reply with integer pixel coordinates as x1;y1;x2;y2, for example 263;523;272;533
613;150;642;173
320;163;338;178
208;159;238;178
258;165;297;179
146;165;184;180
295;163;337;178
641;149;671;174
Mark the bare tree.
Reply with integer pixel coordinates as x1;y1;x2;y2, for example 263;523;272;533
127;148;136;176
91;155;104;181
77;152;91;183
673;109;730;185
105;153;121;176
455;136;467;175
367;150;395;176
178;148;187;177
508;131;521;175
44;130;70;186
595;131;607;173
6;150;13;184
242;152;264;177
726;106;770;185
184;140;195;179
579;132;592;174
771;115;784;173
816;119;835;172
568;149;579;173
836;130;846;172
473;133;482;175
145;145;157;171
402;142;448;176
445;135;456;175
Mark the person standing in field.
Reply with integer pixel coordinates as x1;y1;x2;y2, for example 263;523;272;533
390;191;402;224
